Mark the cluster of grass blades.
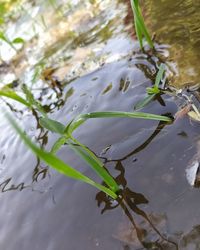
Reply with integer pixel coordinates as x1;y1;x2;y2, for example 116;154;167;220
134;64;165;110
1;82;172;200
130;0;154;49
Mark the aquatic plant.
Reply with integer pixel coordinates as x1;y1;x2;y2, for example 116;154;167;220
1;82;171;199
0;31;24;51
134;64;165;110
130;0;154;49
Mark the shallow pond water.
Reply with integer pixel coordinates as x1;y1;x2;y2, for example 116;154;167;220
144;0;200;88
0;0;200;250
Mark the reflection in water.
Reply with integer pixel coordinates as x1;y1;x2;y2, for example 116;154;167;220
97;169;178;249
0;178;27;192
96;123;179;249
101;121;167;163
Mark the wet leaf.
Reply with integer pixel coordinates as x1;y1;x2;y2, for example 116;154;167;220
0;87;30;107
68;137;119;193
134;94;155;110
155;64;165;87
39;117;65;134
146;86;160;95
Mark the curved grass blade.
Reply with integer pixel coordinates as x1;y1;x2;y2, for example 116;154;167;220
68;137;119;193
39;117;65;134
4;112;118;199
0;87;30;107
80;111;171;121
64;111;172;136
51;135;68;154
134;94;156;110
22;84;46;115
155;64;165;87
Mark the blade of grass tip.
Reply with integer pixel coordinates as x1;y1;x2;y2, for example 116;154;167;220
22;84;46;116
4;111;117;199
134;94;156;110
155;64;165;87
68;136;119;193
0;88;30;107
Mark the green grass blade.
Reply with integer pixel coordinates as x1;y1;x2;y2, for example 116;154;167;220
0;87;30;107
68;137;119;193
134;94;156;110
39;117;65;134
130;0;154;49
22;84;46;115
4;112;117;199
80;111;171;122
51;136;68;154
155;64;165;87
135;17;143;48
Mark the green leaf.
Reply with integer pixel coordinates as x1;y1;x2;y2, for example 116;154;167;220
130;0;154;49
22;84;46;115
155;64;165;87
12;37;24;44
146;86;160;95
134;94;156;110
68;137;119;193
80;111;171;122
39;117;65;134
65;111;172;139
51;136;68;154
0;87;30;107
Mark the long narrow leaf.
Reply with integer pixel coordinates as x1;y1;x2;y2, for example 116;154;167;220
155;64;165;87
134;94;156;110
68;137;119;193
0;87;30;107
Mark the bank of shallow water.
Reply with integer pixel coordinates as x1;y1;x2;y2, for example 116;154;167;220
0;0;200;249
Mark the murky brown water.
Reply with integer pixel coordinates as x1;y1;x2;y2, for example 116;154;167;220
144;0;200;88
0;0;200;249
